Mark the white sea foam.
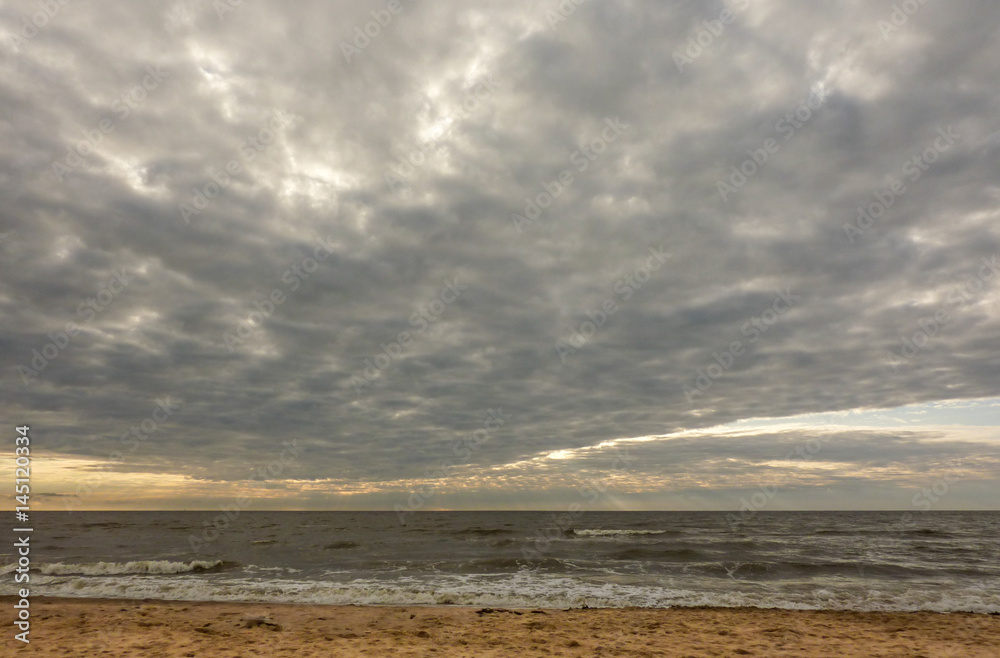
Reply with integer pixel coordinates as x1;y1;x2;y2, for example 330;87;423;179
243;565;301;574
573;529;668;537
1;570;996;613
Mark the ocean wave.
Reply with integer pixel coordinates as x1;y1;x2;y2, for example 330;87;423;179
1;560;236;576
814;528;957;538
244;565;302;574
609;548;704;561
463;557;569;572
702;560;979;580
573;529;670;537
3;571;998;614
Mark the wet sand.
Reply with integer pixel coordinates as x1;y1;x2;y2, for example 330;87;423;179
2;597;999;656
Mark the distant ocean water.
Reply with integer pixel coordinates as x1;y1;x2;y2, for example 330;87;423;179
2;511;998;612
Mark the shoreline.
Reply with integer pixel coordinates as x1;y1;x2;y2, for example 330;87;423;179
3;597;998;656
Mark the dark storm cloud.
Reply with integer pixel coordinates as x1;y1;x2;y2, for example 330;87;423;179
1;0;998;506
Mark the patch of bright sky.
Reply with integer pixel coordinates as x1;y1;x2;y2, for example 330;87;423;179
727;397;1000;431
506;398;1000;467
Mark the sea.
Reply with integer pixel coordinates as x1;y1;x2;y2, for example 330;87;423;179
3;511;998;612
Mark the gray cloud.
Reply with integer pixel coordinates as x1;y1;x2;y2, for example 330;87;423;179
2;0;999;508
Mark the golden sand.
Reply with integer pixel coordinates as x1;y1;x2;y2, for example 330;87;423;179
3;597;998;657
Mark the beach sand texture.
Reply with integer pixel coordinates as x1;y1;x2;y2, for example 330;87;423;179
3;597;998;657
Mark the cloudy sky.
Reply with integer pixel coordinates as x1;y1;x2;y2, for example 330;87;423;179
2;0;999;511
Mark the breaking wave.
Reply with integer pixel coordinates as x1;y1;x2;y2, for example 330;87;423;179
2;571;997;613
573;529;670;537
1;560;235;576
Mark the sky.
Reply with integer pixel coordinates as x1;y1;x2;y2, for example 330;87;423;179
1;0;999;512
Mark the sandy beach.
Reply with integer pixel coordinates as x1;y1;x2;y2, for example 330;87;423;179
2;597;998;657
